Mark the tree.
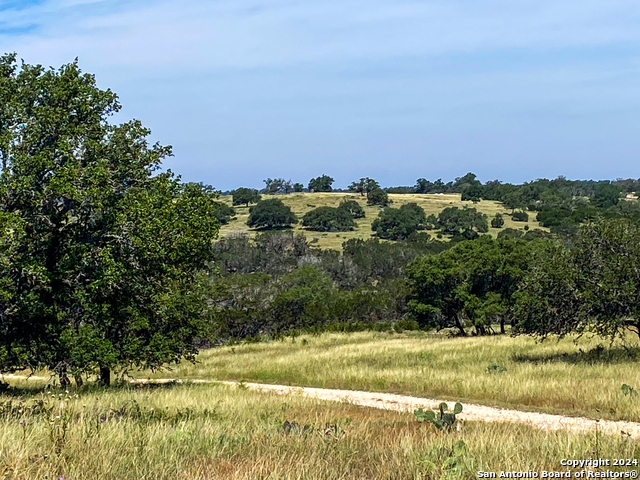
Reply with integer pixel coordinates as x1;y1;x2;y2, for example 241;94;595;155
302;206;356;232
415;178;433;194
232;187;261;206
308;175;334;192
247;199;297;230
263;178;290;194
408;237;533;335
338;199;365;219
371;203;426;240
367;188;390;206
435;207;489;237
461;184;483;203
491;213;504;228
511;211;529;222
293;183;304;192
0;54;220;385
515;219;640;341
348;177;379;196
212;201;236;225
592;182;621;208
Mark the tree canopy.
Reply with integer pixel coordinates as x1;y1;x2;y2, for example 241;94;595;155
367;188;390;207
371;203;426;240
434;206;489;239
302;206;356;232
407;237;534;335
247;199;297;230
232;187;261;206
515;218;640;341
308;175;334;192
0;54;220;385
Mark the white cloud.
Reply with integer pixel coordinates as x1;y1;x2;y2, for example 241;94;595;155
1;0;639;72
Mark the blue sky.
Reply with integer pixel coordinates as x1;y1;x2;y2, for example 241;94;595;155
1;0;639;190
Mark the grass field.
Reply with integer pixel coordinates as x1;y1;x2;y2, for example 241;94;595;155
218;192;542;249
1;382;637;479
141;331;640;423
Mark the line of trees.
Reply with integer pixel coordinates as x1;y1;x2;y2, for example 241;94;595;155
207;217;640;343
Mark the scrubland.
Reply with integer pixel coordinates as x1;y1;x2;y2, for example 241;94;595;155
218;193;541;249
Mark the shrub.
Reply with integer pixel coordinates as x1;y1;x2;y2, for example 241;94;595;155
367;188;390;207
497;228;523;240
394;319;420;332
338;199;365;219
487;362;507;373
436;206;488;235
302;207;356;232
371;204;426;240
212;201;236;225
511;211;529;222
491;213;504;228
247;199;297;230
232;187;261;206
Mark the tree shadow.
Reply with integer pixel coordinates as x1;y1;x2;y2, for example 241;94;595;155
0;378;190;398
511;344;640;365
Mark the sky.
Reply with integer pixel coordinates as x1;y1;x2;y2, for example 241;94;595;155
0;0;639;190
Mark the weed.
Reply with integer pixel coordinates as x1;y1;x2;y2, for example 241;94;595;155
420;440;477;480
487;361;507;373
621;384;637;396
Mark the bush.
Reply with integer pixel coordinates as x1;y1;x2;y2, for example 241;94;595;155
511;211;529;222
212;201;236;225
371;204;426;240
308;175;334;192
338;199;365;219
497;228;523;240
247;199;297;230
436;206;489;236
302;206;356;232
367;188;390;207
491;213;504;228
232;187;261;206
394;319;420;332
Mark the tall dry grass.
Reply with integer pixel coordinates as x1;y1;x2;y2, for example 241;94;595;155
142;331;640;421
0;382;636;479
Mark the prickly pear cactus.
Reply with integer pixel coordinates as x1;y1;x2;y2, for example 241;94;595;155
414;402;463;430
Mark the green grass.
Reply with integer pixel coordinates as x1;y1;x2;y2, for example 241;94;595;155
141;331;640;422
219;192;542;249
1;382;637;479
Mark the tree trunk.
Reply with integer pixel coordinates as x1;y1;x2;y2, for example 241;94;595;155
59;371;70;387
74;375;83;387
454;315;467;337
500;317;505;335
99;366;111;387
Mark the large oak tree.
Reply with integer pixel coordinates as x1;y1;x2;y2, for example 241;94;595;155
0;54;220;385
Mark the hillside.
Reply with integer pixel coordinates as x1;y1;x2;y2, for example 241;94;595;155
218;192;542;249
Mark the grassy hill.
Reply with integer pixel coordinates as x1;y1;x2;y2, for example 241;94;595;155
218;192;542;249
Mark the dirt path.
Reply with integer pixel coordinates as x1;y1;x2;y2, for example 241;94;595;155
222;381;640;438
6;374;640;438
